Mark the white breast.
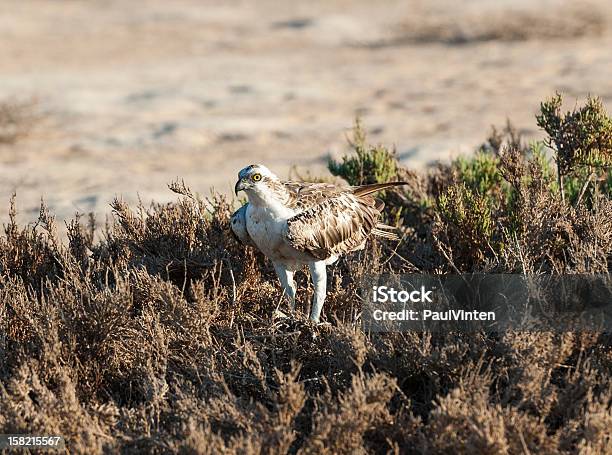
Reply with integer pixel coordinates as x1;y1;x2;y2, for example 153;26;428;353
245;203;307;265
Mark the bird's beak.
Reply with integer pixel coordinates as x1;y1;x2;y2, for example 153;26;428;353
235;179;246;195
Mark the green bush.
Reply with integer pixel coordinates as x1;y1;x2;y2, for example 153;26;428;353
328;119;434;231
536;93;612;202
437;183;496;263
328;119;398;186
537;93;612;174
453;152;504;196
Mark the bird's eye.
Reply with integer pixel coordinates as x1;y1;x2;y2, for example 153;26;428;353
252;173;262;182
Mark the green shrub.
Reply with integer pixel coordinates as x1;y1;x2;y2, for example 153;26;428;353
436;183;496;264
454;152;503;196
328;119;433;232
328;119;398;186
536;93;612;201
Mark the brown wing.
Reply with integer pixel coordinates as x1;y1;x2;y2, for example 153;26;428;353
283;182;347;210
283;192;382;260
282;181;408;259
283;180;408;210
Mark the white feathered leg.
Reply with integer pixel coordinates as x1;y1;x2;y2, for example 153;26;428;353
308;261;327;322
273;262;296;311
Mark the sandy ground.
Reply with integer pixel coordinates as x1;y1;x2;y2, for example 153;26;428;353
1;0;612;229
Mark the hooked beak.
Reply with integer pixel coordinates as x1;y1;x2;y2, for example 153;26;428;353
234;178;247;195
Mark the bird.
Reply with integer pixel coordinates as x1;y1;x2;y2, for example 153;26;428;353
230;164;406;322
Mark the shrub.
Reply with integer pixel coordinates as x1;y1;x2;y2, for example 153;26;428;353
1;96;611;453
537;93;612;202
437;183;495;265
328;119;399;187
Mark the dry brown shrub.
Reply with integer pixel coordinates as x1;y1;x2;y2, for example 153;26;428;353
1;131;611;452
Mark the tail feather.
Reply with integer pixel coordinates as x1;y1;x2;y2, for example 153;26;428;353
375;223;396;230
353;182;406;241
353;181;408;198
372;226;400;241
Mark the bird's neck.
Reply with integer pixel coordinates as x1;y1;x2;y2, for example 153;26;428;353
247;187;293;217
248;191;287;207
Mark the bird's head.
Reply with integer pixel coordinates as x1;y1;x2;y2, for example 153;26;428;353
234;164;284;205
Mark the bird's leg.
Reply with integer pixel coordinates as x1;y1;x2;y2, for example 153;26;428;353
273;262;296;311
308;261;327;323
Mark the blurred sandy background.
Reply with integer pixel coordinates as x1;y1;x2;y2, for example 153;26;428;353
1;0;612;228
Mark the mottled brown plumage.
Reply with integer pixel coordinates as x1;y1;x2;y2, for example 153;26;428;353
283;184;401;260
231;164;406;322
233;176;404;260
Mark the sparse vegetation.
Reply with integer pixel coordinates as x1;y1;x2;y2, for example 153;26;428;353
1;95;611;453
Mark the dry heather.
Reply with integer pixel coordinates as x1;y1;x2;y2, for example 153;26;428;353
1;95;612;453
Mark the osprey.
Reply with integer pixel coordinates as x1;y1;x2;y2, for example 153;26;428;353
231;164;406;322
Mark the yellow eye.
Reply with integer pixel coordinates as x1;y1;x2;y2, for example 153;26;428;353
252;173;262;182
